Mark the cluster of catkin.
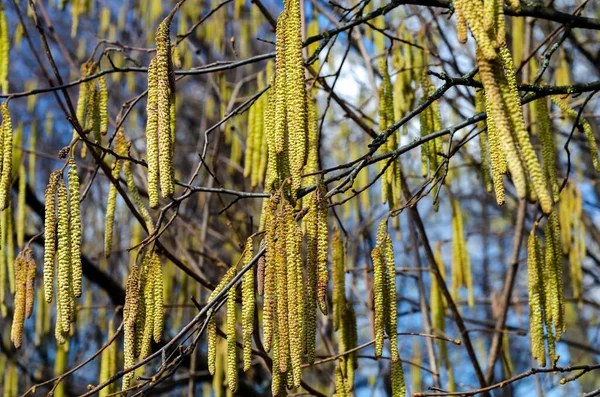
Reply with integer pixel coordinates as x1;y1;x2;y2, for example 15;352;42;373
370;219;406;396
264;0;308;201
450;199;473;308
75;62;109;156
122;251;164;391
0;1;8;94
43;160;82;344
455;0;553;213
379;59;401;209
10;248;36;348
527;214;564;367
146;17;176;208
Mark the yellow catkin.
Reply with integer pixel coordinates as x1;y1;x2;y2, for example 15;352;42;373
139;256;155;360
208;315;217;375
122;264;140;391
475;90;492;193
316;178;329;315
334;365;348;397
451;199;473;307
263;197;277;351
251;74;266;187
24;249;36;319
372;245;385;358
98;76;109;135
332;228;345;332
527;230;546;366
535;98;559;200
285;0;307;197
124;161;155;233
227;280;238;393
146;58;160;208
0;2;8;94
241;237;254;371
11;253;26;348
545;211;564;338
16;164;25;248
385;235;399;362
151;252;163;343
244;101;256;178
274;12;288;157
454;0;496;60
43;171;60;304
68;160;82;298
6;203;14;294
275;204;290;374
285;204;302;387
391;358;407;397
155;20;175;198
304;191;318;364
0;102;12;211
57;181;73;335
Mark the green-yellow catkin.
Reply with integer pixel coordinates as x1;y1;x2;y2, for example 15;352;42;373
24;249;36;319
251;75;266;188
98;76;109;135
528;230;546;366
241;237;254;371
16;164;25;248
372;244;385;358
544;211;564;338
334;365;348;397
316;178;329;315
244;101;257;178
475;91;493;193
274;12;288;157
285;204;302;387
155;20;175;199
122;264;140;391
552;95;600;172
146;57;160;208
275;204;290;374
6;203;14;294
285;0;307;197
263;198;277;352
124;161;155;233
332;228;345;332
11;253;26;348
151;252;163;343
0;102;13;210
105;166;121;258
535;98;559;200
303;192;318;364
139;256;154;360
56;181;72;336
450;199;473;307
208;264;237;375
44;187;60;299
391;358;407;397
0;1;8;94
227;280;238;393
68;160;82;297
385;235;399;362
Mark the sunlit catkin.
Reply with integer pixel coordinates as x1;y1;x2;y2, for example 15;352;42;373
385;234;399;362
68;160;82;297
332;228;345;332
122;264;140;391
98;75;108;135
44;171;60;303
0;102;12;211
0;0;7;93
16;164;25;248
241;237;254;371
391;358;406;397
227;280;238;392
57;181;72;335
146;57;160;208
527;229;546;366
155;19;175;198
24;249;36;319
372;245;385;357
151;252;163;342
11;253;26;348
316;178;329;315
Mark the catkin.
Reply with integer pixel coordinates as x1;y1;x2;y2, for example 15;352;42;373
391;358;406;397
372;245;385;357
11;253;26;348
146;58;160;208
332;228;345;332
151;252;164;342
16;164;25;248
155;20;175;199
0;102;12;211
43;171;60;303
122;264;140;391
227;280;238;393
316;178;329;315
385;235;399;362
0;1;7;93
56;181;72;335
98;76;109;135
241;237;254;371
24;249;36;319
68;160;82;297
527;230;546;366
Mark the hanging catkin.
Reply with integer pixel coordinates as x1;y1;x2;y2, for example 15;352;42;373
146;57;160;208
316;178;329;315
44;171;60;303
0;102;12;211
122;264;140;391
56;181;73;336
98;76;109;135
241;237;254;371
11;251;26;348
227;277;238;393
527;229;546;366
68;160;82;297
372;244;385;358
450;199;473;307
0;1;8;94
16;164;25;248
332;228;345;332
